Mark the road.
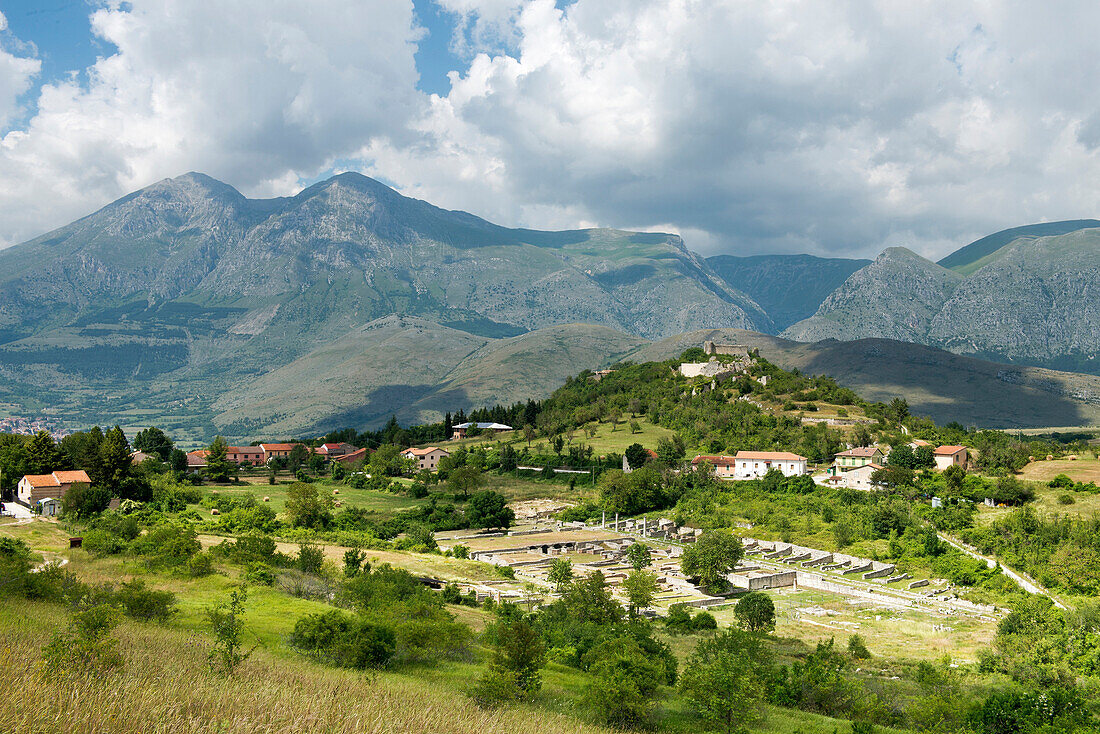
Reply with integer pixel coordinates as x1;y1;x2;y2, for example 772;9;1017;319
937;532;1066;610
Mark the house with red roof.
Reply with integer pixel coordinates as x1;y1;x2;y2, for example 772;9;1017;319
400;446;450;472
316;442;358;459
259;443;298;462
933;446;969;471
226;446;265;466
834;446;885;469
692;451;808;480
733;451;808;479
17;469;92;506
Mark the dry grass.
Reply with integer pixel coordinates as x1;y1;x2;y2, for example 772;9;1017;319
1018;455;1100;484
0;599;614;734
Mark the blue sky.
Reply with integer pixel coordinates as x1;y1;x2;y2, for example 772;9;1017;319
0;1;1096;258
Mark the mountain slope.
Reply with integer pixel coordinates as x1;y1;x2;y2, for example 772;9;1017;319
780;248;963;343
938;219;1100;275
0;172;767;435
928;228;1100;372
628;329;1100;429
211;316;647;435
706;253;869;331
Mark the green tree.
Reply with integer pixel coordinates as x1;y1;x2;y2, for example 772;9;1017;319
447;465;483;500
624;442;649;471
488;618;546;697
548;558;574;593
681;530;743;593
466;490;515;530
25;430;64;474
205;436;234;482
288;444;310;471
583;637;660;728
60;482;111;519
734;591;775;633
561;570;622;625
679;629;770;733
169;448;188;474
943;464;966;492
133;427;174;461
655;433;686;465
626;542;652;571
98;426;132;490
623;569;657;617
285;482;332;529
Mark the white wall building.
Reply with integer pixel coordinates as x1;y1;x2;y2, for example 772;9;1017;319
733;451;808;478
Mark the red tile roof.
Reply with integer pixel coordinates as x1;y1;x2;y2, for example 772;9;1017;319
260;443;296;452
691;455;736;467
21;474;60;488
403;446;448;457
734;451;807;461
934;445;968;456
836;447;882;457
334;448;369;464
53;470;91;484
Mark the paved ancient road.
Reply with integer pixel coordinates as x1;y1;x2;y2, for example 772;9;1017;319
937;532;1066;609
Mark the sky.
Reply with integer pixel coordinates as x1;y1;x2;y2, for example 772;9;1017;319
0;1;1098;259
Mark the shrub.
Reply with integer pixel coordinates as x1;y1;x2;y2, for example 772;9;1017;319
495;565;515;579
187;552;215;577
229;534;277;565
297;543;324;574
666;603;694;633
451;544;469;559
847;634;871;660
343;548;367;577
131;524;201;569
115;579;177;622
244;562;276;586
207;587;252;674
692;610;718;630
82;529;129;557
1050;474;1074;488
42;601;123;677
292;609;396;669
1058;493;1075;505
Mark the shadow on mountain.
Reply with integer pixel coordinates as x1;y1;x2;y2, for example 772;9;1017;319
795;339;1091;429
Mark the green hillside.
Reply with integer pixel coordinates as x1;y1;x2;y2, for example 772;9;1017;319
937;219;1100;274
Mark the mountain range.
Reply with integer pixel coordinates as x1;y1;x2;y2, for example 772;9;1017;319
0;172;1097;438
782;221;1100;373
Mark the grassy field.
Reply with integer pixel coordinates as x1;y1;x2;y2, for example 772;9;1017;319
0;599;621;734
442;418;676;457
0;521;923;734
200;479;425;517
1018;454;1100;484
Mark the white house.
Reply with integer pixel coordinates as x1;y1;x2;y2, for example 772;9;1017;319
452;422;513;440
933;446;968;471
401;447;450;472
733;451;808;479
824;463;884;491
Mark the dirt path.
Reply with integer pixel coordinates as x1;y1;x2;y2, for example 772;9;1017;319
937;532;1066;610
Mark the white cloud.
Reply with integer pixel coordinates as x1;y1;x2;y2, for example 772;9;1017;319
362;0;1100;258
0;11;41;130
2;0;1100;259
0;0;423;245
